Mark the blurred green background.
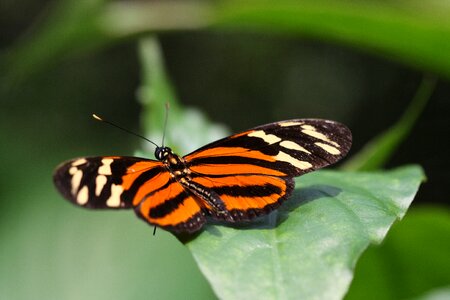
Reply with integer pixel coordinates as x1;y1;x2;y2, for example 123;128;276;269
1;1;449;299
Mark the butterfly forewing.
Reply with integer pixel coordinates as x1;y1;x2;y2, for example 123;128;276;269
53;156;163;209
182;119;351;223
54;118;352;233
185;119;351;177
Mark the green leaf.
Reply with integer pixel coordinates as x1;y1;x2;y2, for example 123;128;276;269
342;75;437;171
346;206;450;300
137;36;180;147
187;166;425;300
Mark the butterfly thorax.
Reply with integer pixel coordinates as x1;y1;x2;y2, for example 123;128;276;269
155;146;191;182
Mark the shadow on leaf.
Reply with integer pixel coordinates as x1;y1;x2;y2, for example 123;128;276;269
178;184;342;243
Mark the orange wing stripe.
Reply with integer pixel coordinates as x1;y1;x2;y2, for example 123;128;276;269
121;161;161;190
138;187;201;227
221;194;281;210
193;174;285;189
130;171;171;206
152;196;200;226
190;164;286;176
185;146;275;162
141;181;184;209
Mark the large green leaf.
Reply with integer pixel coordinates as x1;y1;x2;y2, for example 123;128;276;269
187;166;424;300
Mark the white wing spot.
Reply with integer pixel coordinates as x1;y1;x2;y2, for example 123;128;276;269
275;151;312;170
248;130;281;144
77;186;89;205
301;124;316;131
315;142;341;155
280;140;311;154
69;166;78;175
301;128;340;147
105;184;124;207
279;121;304;127
71;170;83;195
72;158;87;167
98;158;114;175
95;175;108;196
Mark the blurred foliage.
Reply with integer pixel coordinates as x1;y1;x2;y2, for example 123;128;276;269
347;206;450;300
137;37;229;156
2;0;109;88
342;75;437;171
4;0;450;88
1;0;449;300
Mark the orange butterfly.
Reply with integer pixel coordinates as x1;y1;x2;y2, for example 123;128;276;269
53;119;351;233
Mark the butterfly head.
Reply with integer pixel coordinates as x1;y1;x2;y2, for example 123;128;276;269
155;146;172;161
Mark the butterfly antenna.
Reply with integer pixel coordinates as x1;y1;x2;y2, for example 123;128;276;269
153;225;157;236
92;114;159;148
161;102;170;147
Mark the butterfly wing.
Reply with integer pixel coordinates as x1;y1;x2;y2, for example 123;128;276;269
134;177;206;233
53;156;164;209
184;119;352;220
53;156;206;232
54;119;352;233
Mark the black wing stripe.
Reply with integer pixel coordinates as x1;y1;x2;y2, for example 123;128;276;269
149;190;190;219
213;183;283;197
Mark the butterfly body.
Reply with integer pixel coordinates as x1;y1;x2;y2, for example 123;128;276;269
54;119;352;233
156;146;234;222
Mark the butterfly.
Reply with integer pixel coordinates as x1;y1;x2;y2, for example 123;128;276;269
53;118;352;233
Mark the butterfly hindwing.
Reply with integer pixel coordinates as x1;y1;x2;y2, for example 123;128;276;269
134;177;206;233
190;174;294;221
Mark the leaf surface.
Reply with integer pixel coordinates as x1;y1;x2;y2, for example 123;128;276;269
187;166;425;300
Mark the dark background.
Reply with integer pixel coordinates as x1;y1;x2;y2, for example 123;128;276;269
1;1;449;299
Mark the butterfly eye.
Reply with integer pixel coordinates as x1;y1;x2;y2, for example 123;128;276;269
155;146;171;161
155;147;163;160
